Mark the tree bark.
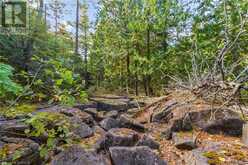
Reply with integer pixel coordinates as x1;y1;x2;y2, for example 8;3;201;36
242;122;248;145
84;25;89;89
75;0;80;55
126;51;130;94
146;14;153;96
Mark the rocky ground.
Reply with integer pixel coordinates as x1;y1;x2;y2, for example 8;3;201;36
0;90;248;165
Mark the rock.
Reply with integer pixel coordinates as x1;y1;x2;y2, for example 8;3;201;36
72;122;93;139
97;111;119;121
74;101;97;110
84;108;99;118
162;117;192;140
100;118;120;131
91;98;129;112
128;100;146;109
184;141;248;165
36;106;96;126
0;137;41;165
136;135;160;150
184;142;222;165
0;119;29;138
51;145;110;165
104;111;119;118
151;100;177;122
80;126;107;152
184;148;210;165
99;128;139;150
172;132;197;150
190;109;244;136
127;108;141;117
109;146;167;165
202;118;244;136
61;108;96;126
119;115;146;132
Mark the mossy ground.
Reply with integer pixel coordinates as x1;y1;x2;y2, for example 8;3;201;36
0;104;37;119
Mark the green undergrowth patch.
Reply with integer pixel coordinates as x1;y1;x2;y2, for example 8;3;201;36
203;145;248;165
0;104;37;119
24;112;71;157
203;151;223;165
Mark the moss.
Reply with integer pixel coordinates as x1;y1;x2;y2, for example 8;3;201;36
203;151;223;165
0;104;37;119
0;145;8;160
222;147;247;161
177;131;194;138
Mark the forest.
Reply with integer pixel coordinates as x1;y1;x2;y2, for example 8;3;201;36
0;0;248;165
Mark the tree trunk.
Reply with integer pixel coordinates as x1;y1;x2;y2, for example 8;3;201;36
84;26;89;89
242;122;248;145
143;76;148;96
146;9;153;96
135;62;139;96
126;51;130;94
75;0;80;55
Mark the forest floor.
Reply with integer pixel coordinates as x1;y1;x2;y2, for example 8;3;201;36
0;89;248;165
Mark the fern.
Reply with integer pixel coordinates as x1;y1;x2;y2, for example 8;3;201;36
0;63;22;98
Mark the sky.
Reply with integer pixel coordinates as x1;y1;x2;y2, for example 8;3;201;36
43;0;98;33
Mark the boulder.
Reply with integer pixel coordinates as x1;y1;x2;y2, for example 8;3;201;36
79;126;107;152
184;141;248;165
99;128;139;150
184;142;223;165
189;109;244;136
51;145;110;165
202;118;244;136
104;111;119;119
128;100;145;109
61;108;96;126
119;115;146;132
0;137;41;165
172;132;197;150
74;102;97;110
136;135;160;150
162;117;192;140
151;100;177;122
72;122;93;139
97;111;119;121
84;108;99;119
109;146;167;165
0;119;29;138
100;118;120;131
162;108;244;139
91;98;129;112
127;108;141;117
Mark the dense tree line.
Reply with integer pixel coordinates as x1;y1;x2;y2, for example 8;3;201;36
89;0;248;96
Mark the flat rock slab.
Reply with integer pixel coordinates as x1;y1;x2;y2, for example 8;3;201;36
90;98;129;111
72;122;93;139
51;145;111;165
110;146;167;165
0;119;28;138
119;115;146;132
100;118;120;131
136;135;160;150
172;132;197;150
99;128;139;150
0;137;41;165
184;142;248;165
162;108;244;139
151;100;177;123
